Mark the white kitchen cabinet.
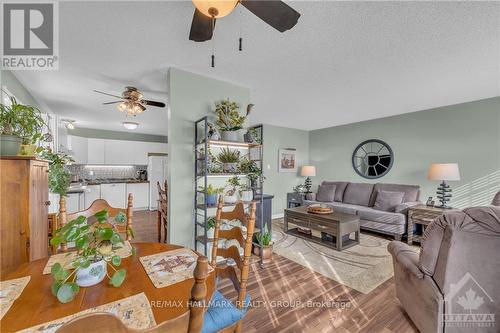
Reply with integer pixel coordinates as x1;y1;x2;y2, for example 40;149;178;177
70;135;88;164
104;139;131;165
100;183;126;208
133;141;150;165
126;183;149;209
66;193;84;213
84;185;101;209
87;138;105;164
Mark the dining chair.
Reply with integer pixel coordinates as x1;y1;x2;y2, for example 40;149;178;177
58;194;134;252
157;180;168;243
204;197;256;333
56;255;210;333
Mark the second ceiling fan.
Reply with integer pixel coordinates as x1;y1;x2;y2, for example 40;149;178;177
189;0;301;42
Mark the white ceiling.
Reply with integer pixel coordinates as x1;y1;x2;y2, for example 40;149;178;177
12;1;500;134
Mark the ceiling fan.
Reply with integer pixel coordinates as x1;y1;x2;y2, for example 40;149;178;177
189;0;301;42
94;87;166;116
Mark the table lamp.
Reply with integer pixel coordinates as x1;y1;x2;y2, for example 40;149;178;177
427;163;460;208
300;166;316;193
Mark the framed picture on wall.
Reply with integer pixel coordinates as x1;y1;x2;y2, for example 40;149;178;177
278;149;297;173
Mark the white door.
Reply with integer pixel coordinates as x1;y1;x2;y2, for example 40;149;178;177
127;183;150;209
84;185;101;209
87;138;105;164
100;183;126;208
148;155;167;210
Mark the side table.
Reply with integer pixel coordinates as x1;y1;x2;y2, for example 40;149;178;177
407;205;459;245
287;192;305;208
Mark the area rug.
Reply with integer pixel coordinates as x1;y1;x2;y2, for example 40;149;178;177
272;219;407;294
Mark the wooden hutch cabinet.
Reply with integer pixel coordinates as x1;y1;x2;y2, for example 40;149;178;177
0;157;49;278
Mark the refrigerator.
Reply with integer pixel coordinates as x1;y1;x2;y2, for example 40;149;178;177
148;154;168;210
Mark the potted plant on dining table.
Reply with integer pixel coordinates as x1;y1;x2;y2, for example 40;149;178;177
49;209;134;303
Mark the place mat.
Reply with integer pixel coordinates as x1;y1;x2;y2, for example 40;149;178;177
43;241;133;275
140;248;213;288
0;276;30;320
18;292;156;333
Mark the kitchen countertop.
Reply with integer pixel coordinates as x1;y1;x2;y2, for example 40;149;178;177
85;179;150;185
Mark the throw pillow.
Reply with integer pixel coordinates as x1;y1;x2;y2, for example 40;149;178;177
316;185;336;202
492;191;500;206
373;190;405;212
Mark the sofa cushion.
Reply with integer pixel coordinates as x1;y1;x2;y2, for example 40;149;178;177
343;183;374;206
370;183;420;206
492;191;500;206
316;184;336;202
373;190;405;212
355;205;406;226
321;181;349;202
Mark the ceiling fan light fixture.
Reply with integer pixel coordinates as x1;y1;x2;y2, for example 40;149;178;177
123;122;139;130
117;102;128;112
192;0;238;18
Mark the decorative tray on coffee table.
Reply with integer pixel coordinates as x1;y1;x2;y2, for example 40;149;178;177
307;204;333;215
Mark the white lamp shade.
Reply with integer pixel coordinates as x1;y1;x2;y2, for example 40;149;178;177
427;163;460;181
300;165;316;177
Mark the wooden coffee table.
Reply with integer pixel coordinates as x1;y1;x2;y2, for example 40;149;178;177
284;206;360;251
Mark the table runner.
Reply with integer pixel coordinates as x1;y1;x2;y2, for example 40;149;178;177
0;276;30;320
18;292;156;332
42;241;133;275
140;248;213;288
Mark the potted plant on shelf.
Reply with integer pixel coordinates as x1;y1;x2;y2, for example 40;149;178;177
206;216;216;238
217;147;240;173
49;209;134;303
200;184;223;206
238;157;264;189
224;176;240;204
0;96;46;156
244;127;261;144
254;224;273;263
214;99;247;142
239;184;253;202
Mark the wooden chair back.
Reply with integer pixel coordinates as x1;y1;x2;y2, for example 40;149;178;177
157;180;168;242
56;256;210;333
211;197;256;310
58;194;133;252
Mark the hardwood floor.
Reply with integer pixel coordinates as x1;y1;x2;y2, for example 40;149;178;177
133;211;418;333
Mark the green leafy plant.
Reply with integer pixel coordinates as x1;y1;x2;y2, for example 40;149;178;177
238;157;264;183
246;127;261;144
256;224;272;247
217;148;240;164
50;209;133;303
200;184;224;195
40;149;74;196
225;176;240;196
0;96;46;144
214;99;246;132
207;216;217;229
293;184;306;194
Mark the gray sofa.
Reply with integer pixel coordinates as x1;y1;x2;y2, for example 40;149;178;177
304;181;421;240
388;205;500;333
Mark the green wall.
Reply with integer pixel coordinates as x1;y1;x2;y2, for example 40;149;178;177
263;124;310;217
168;68;250;248
68;127;167;143
309;97;500;208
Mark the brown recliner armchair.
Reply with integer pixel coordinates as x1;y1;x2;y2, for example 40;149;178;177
388;205;500;333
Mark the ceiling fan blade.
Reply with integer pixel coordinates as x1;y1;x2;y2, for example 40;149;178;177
189;9;216;42
93;90;123;99
102;101;122;105
143;100;166;108
240;0;300;32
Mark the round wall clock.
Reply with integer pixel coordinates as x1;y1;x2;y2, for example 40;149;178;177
352;139;394;179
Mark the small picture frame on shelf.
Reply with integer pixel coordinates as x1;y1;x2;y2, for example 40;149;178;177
278;148;297;173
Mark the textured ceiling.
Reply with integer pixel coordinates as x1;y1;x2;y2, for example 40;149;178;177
11;1;500;134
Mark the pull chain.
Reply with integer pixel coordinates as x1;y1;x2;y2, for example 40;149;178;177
211;16;216;67
238;6;243;51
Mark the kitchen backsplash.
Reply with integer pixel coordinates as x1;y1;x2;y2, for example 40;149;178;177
68;165;147;180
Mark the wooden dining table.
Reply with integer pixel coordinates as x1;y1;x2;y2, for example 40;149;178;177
0;242;216;332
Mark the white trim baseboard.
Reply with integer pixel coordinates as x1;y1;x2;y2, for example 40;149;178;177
272;213;284;220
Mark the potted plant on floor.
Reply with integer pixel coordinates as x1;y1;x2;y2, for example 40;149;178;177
254;224;273;263
49;209;133;303
200;184;223;206
224;176;240;204
217;147;240;173
214;99;247;142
